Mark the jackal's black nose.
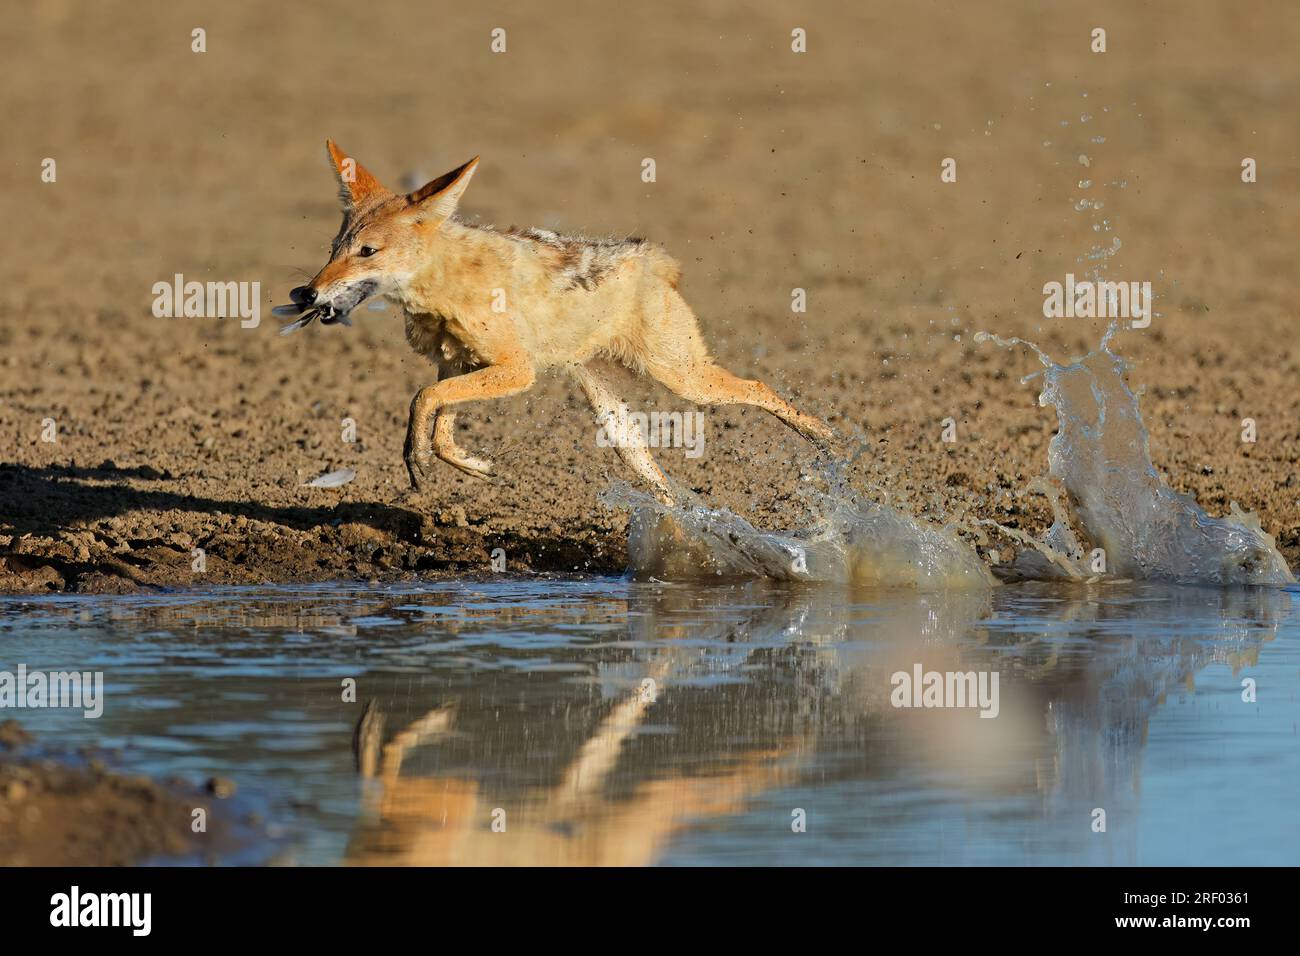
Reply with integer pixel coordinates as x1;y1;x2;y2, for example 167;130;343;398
290;286;318;306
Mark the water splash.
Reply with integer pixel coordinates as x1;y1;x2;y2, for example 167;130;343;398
976;329;1294;586
599;324;1288;591
601;322;1291;589
602;483;992;590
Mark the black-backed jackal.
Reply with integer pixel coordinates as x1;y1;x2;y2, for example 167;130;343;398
279;142;837;502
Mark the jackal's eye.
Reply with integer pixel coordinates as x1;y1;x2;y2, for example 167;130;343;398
358;246;378;258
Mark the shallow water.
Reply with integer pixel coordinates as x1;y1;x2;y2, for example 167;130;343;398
3;578;1297;865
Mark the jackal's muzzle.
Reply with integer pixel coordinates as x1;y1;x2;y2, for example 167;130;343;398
274;280;378;335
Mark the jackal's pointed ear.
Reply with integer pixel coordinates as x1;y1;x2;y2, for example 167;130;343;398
325;139;388;212
407;157;479;219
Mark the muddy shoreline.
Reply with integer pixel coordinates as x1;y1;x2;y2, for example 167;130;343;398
1;464;625;594
0;721;247;866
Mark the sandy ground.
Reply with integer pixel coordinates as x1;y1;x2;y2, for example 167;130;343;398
2;0;1298;593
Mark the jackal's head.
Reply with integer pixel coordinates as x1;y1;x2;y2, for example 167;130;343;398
277;140;477;333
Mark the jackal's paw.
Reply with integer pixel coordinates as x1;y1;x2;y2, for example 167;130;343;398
438;450;494;480
804;422;847;459
816;431;849;460
404;444;435;491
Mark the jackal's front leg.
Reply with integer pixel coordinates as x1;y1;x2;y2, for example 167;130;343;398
404;361;535;491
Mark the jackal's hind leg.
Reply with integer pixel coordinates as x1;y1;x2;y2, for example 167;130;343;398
433;409;493;479
650;361;839;453
569;363;676;506
639;291;839;454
